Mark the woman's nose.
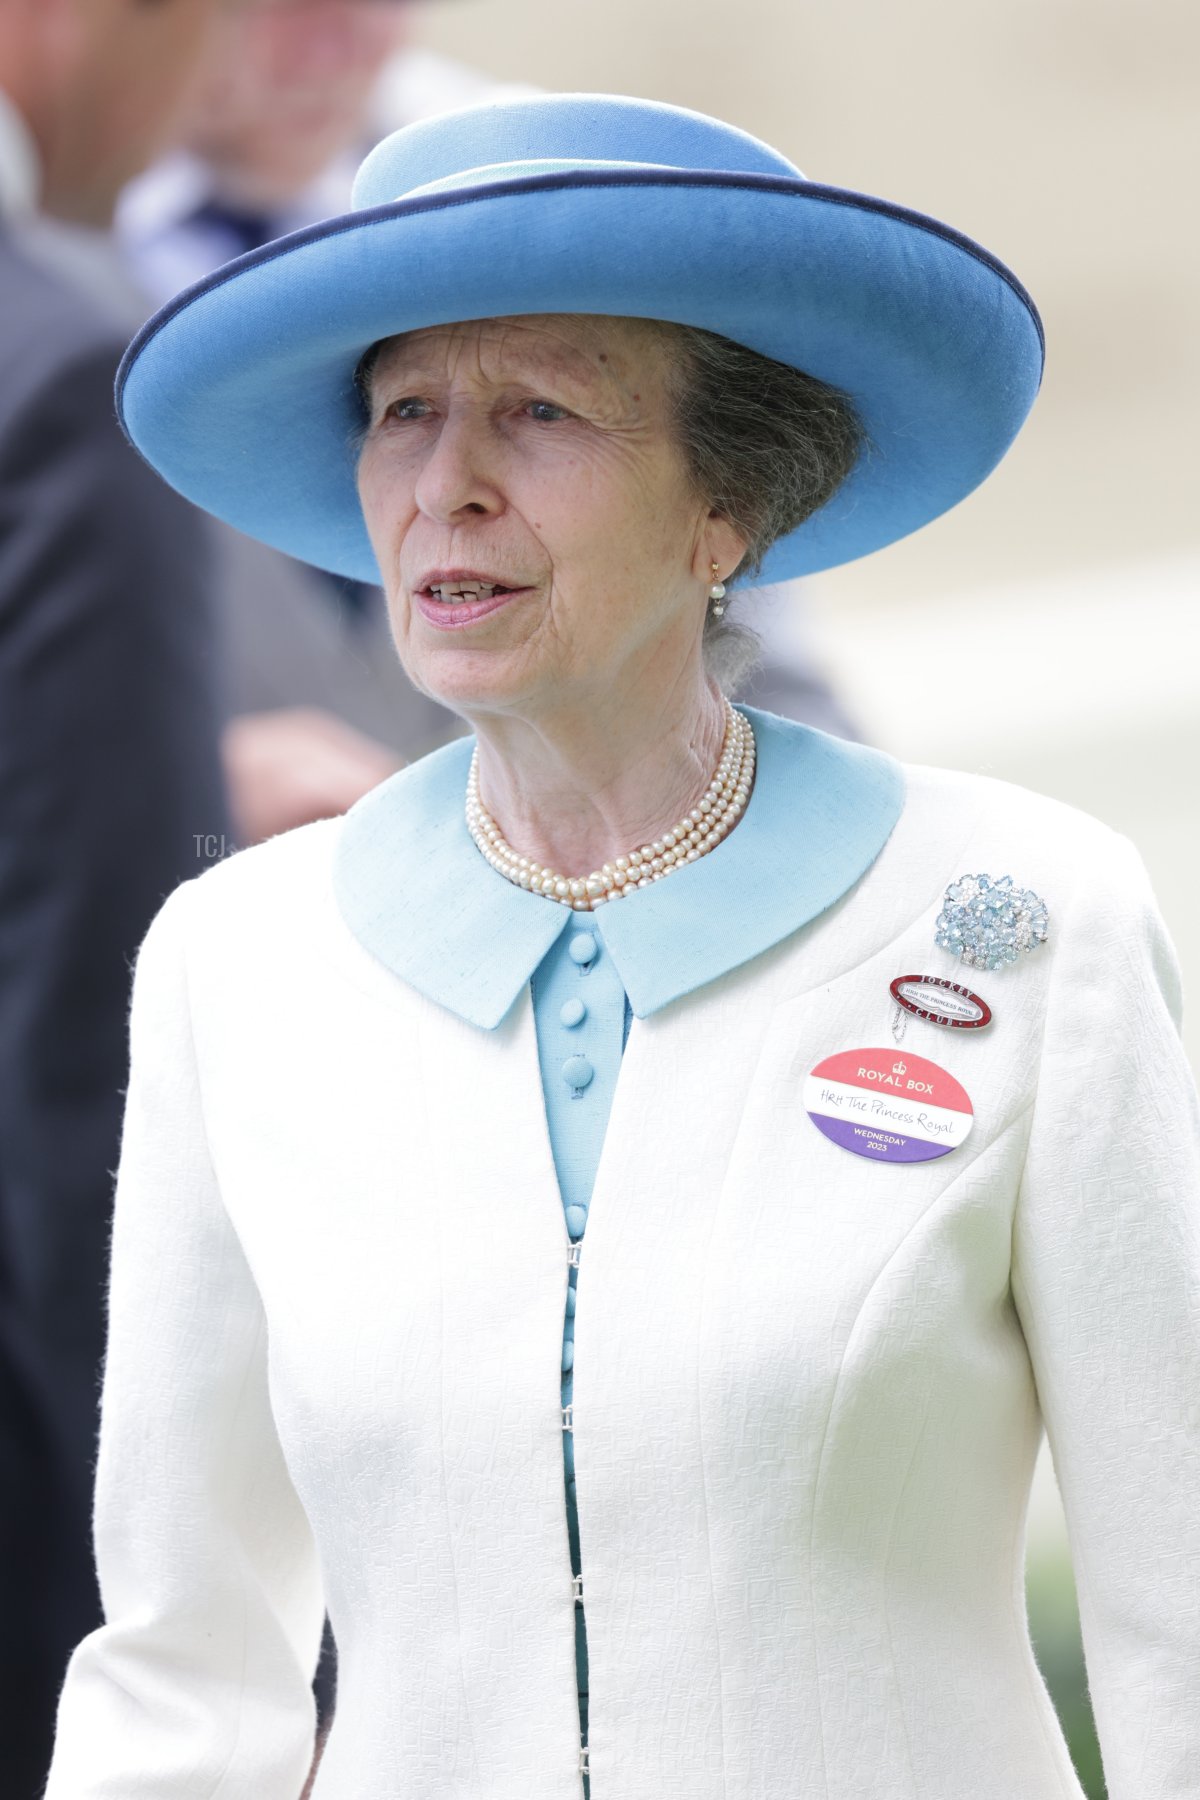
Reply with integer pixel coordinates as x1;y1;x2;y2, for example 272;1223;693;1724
412;413;504;525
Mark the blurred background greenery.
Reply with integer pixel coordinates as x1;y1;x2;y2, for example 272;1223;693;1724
1027;1545;1105;1799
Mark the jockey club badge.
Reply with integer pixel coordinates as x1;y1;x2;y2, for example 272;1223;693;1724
890;974;991;1036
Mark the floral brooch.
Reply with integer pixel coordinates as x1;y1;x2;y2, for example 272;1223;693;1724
935;873;1049;972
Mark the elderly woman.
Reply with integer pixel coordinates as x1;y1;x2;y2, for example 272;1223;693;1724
46;96;1198;1800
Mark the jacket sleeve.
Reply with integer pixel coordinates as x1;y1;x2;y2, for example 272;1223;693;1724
44;882;326;1798
1011;829;1200;1800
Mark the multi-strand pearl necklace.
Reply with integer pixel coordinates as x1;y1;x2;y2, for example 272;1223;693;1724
464;696;755;910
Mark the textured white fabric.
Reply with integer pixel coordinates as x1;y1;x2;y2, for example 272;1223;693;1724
46;762;1200;1799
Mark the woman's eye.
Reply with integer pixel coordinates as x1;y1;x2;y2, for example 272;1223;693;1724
384;397;431;421
525;400;570;422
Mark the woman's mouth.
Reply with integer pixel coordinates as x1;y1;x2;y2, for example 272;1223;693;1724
414;577;530;629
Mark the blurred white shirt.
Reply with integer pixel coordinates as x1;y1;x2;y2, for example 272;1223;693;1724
0;86;39;222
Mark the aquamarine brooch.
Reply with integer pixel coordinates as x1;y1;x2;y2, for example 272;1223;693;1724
935;873;1049;971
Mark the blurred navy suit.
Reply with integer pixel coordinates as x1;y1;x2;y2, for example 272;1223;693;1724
0;226;230;1797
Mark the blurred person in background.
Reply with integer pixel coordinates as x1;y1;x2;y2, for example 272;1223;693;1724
118;0;858;840
0;1;232;1792
118;0;525;301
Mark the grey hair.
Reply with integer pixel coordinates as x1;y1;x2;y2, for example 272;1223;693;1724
352;321;863;692
655;322;864;691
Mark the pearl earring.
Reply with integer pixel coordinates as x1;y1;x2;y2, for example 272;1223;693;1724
709;561;727;617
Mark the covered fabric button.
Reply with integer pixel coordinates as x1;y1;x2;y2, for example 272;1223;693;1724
568;932;598;966
564;1202;588;1237
562;1055;594;1092
560;997;587;1027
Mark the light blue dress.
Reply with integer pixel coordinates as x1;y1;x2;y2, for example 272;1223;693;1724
333;705;905;1784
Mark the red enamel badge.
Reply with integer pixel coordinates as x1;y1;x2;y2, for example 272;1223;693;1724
889;974;992;1031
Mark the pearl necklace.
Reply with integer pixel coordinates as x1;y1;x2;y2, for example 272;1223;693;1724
465;697;755;910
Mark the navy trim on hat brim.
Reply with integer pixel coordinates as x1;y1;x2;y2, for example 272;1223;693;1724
115;166;1046;586
118;167;1042;410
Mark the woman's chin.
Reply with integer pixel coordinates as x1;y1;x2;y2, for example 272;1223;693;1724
407;646;551;722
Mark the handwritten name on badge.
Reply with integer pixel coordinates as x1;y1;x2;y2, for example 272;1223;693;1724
804;1048;974;1164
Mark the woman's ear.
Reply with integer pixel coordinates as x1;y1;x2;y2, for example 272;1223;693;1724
692;513;749;587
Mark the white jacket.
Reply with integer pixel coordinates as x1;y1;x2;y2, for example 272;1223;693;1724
46;722;1200;1800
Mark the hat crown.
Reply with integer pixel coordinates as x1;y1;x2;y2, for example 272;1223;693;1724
352;92;802;210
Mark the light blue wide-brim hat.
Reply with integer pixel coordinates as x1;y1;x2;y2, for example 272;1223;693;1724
117;93;1044;586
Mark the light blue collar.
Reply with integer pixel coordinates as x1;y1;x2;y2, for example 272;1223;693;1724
333;705;905;1029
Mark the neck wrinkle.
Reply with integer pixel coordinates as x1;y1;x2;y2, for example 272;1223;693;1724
471;682;729;878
